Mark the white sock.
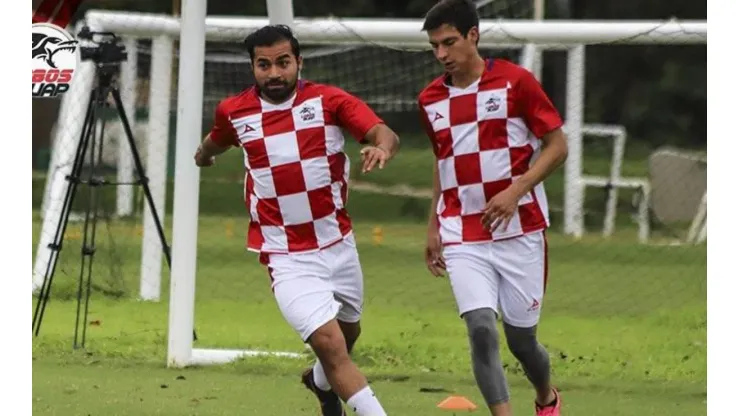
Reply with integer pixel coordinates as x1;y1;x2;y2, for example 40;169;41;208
347;386;386;416
312;360;331;391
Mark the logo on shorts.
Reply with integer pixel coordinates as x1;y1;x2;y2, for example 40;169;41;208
527;298;540;312
32;23;79;98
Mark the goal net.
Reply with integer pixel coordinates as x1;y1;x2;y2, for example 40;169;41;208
32;7;706;367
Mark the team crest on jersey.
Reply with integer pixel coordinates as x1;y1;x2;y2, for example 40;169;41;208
300;105;315;121
485;96;501;112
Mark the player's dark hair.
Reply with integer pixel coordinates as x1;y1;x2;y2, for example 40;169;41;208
422;0;480;38
243;24;301;62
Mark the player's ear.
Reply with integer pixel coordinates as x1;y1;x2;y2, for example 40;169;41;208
296;55;303;72
468;26;480;45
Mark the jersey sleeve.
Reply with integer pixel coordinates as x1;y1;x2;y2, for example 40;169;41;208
516;69;564;138
208;100;239;147
328;87;384;143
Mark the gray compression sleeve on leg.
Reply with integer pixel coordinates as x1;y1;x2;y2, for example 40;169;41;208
503;323;551;391
463;308;510;405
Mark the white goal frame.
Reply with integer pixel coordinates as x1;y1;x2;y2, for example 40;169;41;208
34;6;706;367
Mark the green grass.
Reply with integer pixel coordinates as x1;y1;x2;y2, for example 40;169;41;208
32;138;706;415
32;214;706;415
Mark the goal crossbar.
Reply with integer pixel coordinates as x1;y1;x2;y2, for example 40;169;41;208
38;10;707;368
84;10;707;47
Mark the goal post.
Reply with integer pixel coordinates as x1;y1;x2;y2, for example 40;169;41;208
39;9;706;367
166;0;205;368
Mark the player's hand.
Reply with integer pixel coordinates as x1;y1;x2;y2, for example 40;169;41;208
359;146;390;174
194;145;215;167
425;229;446;277
481;184;524;232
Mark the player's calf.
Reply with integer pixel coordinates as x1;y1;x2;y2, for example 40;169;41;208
502;323;556;407
307;320;387;416
309;320;362;392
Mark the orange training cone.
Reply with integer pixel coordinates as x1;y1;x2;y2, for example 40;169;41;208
437;395;478;411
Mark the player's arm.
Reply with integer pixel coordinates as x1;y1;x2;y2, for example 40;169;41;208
331;87;400;173
363;123;400;162
197;133;231;158
511;129;568;199
418;101;441;233
509;71;569;200
428;162;442;234
419;100;445;276
195;101;239;167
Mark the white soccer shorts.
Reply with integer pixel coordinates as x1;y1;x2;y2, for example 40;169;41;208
442;231;549;328
261;235;364;342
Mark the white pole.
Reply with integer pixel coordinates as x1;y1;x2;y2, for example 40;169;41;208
116;36;138;217
167;0;207;368
603;128;626;237
534;0;545;20
563;44;585;238
637;183;651;244
531;0;545;80
687;191;707;244
33;61;96;291
140;35;174;302
82;11;707;46
266;0;294;26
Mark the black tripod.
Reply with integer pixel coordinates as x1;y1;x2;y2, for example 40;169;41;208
31;29;192;348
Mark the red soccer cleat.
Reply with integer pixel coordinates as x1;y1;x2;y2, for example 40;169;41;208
535;388;561;416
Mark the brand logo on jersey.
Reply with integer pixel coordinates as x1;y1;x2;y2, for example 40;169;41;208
243;124;255;133
32;22;79;98
433;112;444;121
300;105;315;121
485;96;501;112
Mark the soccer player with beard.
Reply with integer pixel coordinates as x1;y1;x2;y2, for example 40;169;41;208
194;25;399;416
418;1;568;415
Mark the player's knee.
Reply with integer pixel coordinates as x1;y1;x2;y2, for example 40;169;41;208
463;308;500;356
503;323;538;359
308;322;350;369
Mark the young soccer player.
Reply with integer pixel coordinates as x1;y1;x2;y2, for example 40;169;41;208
418;1;569;415
194;25;399;416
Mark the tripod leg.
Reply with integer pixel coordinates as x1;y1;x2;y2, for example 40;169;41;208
109;88;198;342
110;88;171;266
74;105;106;349
33;89;97;337
75;105;105;348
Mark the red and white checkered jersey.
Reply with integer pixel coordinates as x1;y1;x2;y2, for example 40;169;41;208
418;59;564;245
209;80;383;254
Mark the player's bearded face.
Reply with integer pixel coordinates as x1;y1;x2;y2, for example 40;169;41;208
253;42;301;103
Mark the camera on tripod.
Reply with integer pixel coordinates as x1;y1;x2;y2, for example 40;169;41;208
32;23;184;348
77;26;128;66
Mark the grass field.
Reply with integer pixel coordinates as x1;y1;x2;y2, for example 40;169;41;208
32;138;706;415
